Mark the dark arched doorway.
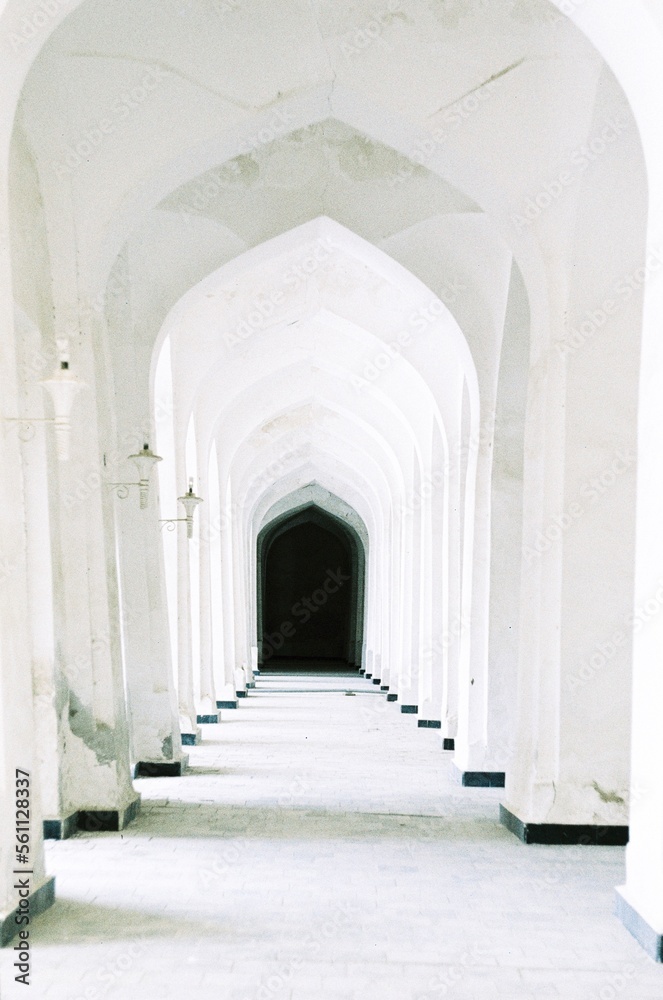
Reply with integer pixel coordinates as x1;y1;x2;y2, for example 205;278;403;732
257;506;364;672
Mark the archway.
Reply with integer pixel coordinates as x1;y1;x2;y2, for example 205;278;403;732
258;506;363;671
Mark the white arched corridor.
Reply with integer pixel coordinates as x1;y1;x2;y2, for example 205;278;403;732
3;0;663;994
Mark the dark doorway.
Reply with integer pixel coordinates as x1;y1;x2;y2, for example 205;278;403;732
258;507;363;672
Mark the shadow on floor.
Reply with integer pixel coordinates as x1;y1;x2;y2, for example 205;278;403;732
29;898;240;945
100;800;508;845
259;658;359;673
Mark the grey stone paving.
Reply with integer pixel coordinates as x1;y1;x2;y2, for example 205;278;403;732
2;673;662;999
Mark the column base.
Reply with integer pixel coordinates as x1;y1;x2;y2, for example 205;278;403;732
43;812;79;840
77;797;140;833
196;714;219;724
500;805;629;845
372;678;381;685
418;719;442;729
453;765;504;787
359;669;366;675
443;738;455;751
1;876;56;947
134;756;188;778
365;673;372;679
380;685;389;691
386;693;398;702
615;889;663;962
236;690;248;698
401;704;418;714
217;700;238;709
246;682;256;689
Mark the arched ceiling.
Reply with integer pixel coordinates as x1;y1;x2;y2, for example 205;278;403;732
9;0;641;359
5;0;652;571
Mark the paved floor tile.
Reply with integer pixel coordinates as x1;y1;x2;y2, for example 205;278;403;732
1;673;662;999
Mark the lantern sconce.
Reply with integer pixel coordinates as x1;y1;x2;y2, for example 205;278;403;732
6;360;86;461
109;443;163;509
160;478;204;539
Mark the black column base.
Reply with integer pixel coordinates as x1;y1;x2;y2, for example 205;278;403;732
380;685;389;691
246;682;256;688
77;797;140;834
500;805;629;845
196;714;219;724
615;891;663;962
401;704;418;714
418;719;442;729
358;669;366;675
0;876;56;946
372;677;381;685
453;766;505;787
365;673;372;679
386;693;398;702
217;700;238;709
237;690;248;698
443;738;455;751
181;732;199;746
134;758;188;778
43;812;79;840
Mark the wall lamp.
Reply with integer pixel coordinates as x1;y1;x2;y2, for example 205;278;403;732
109;443;163;509
6;361;85;461
160;479;204;539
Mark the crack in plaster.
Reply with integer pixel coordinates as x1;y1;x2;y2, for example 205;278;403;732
65;51;261;112
429;57;526;118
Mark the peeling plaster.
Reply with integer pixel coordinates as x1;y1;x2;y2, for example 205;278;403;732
592;781;626;807
68;691;116;766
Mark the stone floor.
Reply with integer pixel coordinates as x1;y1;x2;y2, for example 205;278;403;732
2;673;662;999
